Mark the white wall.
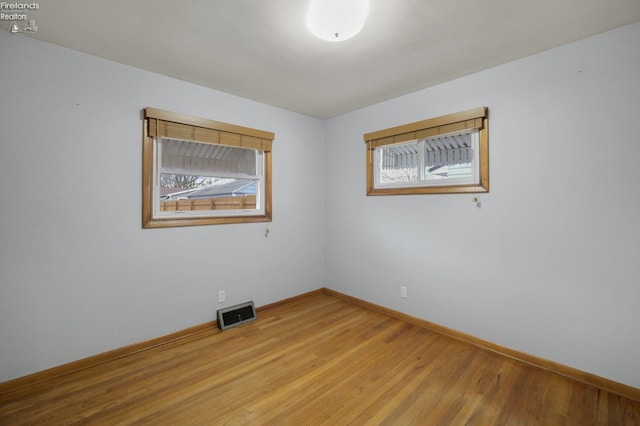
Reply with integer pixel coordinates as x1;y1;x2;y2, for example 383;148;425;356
324;22;640;388
0;33;325;382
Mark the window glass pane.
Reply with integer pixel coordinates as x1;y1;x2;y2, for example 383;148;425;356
374;130;479;188
423;163;473;181
422;130;475;181
160;176;259;212
378;141;419;184
157;138;263;215
423;131;472;166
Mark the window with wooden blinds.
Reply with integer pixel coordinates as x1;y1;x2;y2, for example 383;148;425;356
364;107;489;195
142;108;274;228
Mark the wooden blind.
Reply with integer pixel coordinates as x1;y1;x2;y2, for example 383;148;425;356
364;107;487;149
145;108;274;151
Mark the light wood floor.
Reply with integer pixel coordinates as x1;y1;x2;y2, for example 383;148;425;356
1;293;639;425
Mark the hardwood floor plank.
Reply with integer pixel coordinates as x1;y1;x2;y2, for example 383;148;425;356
318;329;445;424
1;292;639;425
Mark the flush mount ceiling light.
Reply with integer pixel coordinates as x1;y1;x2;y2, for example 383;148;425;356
306;0;369;42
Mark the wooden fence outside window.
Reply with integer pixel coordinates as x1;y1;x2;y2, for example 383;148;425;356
160;195;257;212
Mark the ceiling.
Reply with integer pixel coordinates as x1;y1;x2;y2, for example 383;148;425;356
5;0;640;119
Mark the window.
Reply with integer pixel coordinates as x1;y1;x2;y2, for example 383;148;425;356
364;107;488;195
142;108;274;228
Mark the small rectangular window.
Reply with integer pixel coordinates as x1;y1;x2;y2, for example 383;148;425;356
364;107;488;195
143;108;274;228
374;129;479;189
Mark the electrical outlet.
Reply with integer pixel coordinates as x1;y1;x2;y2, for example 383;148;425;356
218;290;226;303
400;286;407;299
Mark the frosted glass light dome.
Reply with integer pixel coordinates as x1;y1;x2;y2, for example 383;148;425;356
306;0;370;42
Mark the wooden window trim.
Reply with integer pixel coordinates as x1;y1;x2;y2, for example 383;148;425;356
142;108;274;228
364;107;489;195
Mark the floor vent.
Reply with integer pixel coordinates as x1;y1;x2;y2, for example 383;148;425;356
217;301;257;330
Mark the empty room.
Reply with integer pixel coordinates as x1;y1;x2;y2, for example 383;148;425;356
1;0;640;424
